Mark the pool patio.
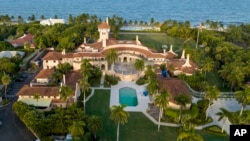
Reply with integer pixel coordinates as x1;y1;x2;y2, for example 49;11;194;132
110;81;150;112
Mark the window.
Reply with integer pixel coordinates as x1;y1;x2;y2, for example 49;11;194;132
53;60;56;63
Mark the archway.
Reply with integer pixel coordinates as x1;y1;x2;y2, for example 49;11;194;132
123;57;127;62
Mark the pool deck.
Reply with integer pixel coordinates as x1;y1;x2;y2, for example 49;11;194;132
110;81;150;112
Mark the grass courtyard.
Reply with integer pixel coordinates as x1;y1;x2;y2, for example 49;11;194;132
118;33;195;53
86;89;229;141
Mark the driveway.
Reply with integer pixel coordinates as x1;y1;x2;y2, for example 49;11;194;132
0;101;36;141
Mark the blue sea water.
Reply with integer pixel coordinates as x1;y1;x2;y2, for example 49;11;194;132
0;0;249;25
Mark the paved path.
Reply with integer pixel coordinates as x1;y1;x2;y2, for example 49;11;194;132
0;100;36;141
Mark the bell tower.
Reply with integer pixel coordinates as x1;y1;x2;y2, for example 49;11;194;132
98;17;110;42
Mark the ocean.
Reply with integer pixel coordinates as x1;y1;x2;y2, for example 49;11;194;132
0;0;249;26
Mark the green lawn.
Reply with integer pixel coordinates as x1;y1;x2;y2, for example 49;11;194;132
86;89;229;141
206;71;230;91
118;33;195;54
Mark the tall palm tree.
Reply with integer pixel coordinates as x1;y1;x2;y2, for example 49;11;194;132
51;70;63;84
205;86;220;120
154;89;169;131
201;57;214;76
79;77;90;113
59;85;73;106
216;108;231;133
87;115;103;139
105;49;118;73
58;62;72;74
235;85;250;116
110;105;129;141
33;93;40;107
68;120;86;140
80;59;92;80
174;94;191;122
1;74;11;98
134;59;144;77
146;80;158;96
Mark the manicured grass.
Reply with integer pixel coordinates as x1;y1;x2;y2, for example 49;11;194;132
86;89;229;141
118;33;195;53
206;71;230;91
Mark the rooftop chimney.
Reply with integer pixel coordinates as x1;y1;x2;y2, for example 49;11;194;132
106;17;109;25
181;49;185;60
182;54;191;67
62;49;66;55
84;37;86;44
163;48;166;54
102;39;106;47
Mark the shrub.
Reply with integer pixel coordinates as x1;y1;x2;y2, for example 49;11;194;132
104;74;120;85
203;125;227;136
136;77;147;85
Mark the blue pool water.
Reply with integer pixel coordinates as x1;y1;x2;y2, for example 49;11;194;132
119;87;138;106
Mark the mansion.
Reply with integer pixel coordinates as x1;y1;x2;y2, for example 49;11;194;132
17;18;199;108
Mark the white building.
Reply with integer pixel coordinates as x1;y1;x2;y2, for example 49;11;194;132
40;18;65;26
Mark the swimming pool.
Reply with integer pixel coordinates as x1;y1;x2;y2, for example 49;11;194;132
119;87;138;106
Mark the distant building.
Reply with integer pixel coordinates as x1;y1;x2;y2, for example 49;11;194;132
0;51;25;58
40;18;65;26
9;33;34;47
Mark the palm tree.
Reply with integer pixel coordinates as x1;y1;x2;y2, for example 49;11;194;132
105;49;118;73
154;89;169;131
58;62;71;74
59;85;73;105
235;85;250;116
1;74;11;98
110;105;129;141
87;115;103;139
174;94;191;121
134;59;144;77
79;77;90;113
33;93;40;107
216;108;231;133
205;86;220;120
51;70;63;84
80;59;92;80
68;120;86;140
201;57;214;76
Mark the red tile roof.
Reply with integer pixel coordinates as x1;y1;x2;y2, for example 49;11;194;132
35;69;54;79
98;22;110;29
65;70;81;90
42;52;74;60
157;76;192;103
9;34;33;46
17;85;60;97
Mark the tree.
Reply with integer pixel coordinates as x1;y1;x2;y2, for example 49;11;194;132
134;59;144;77
110;105;129;141
58;63;72;74
1;74;11;98
33;93;40;107
59;85;73;105
79;77;90;114
154;89;169;131
29;62;38;73
177;127;203;141
80;59;92;80
87;115;103;139
205;86;220;120
235;85;250;116
216;108;231;133
174;94;191;121
105;49;118;73
68;120;86;140
201;57;214;76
